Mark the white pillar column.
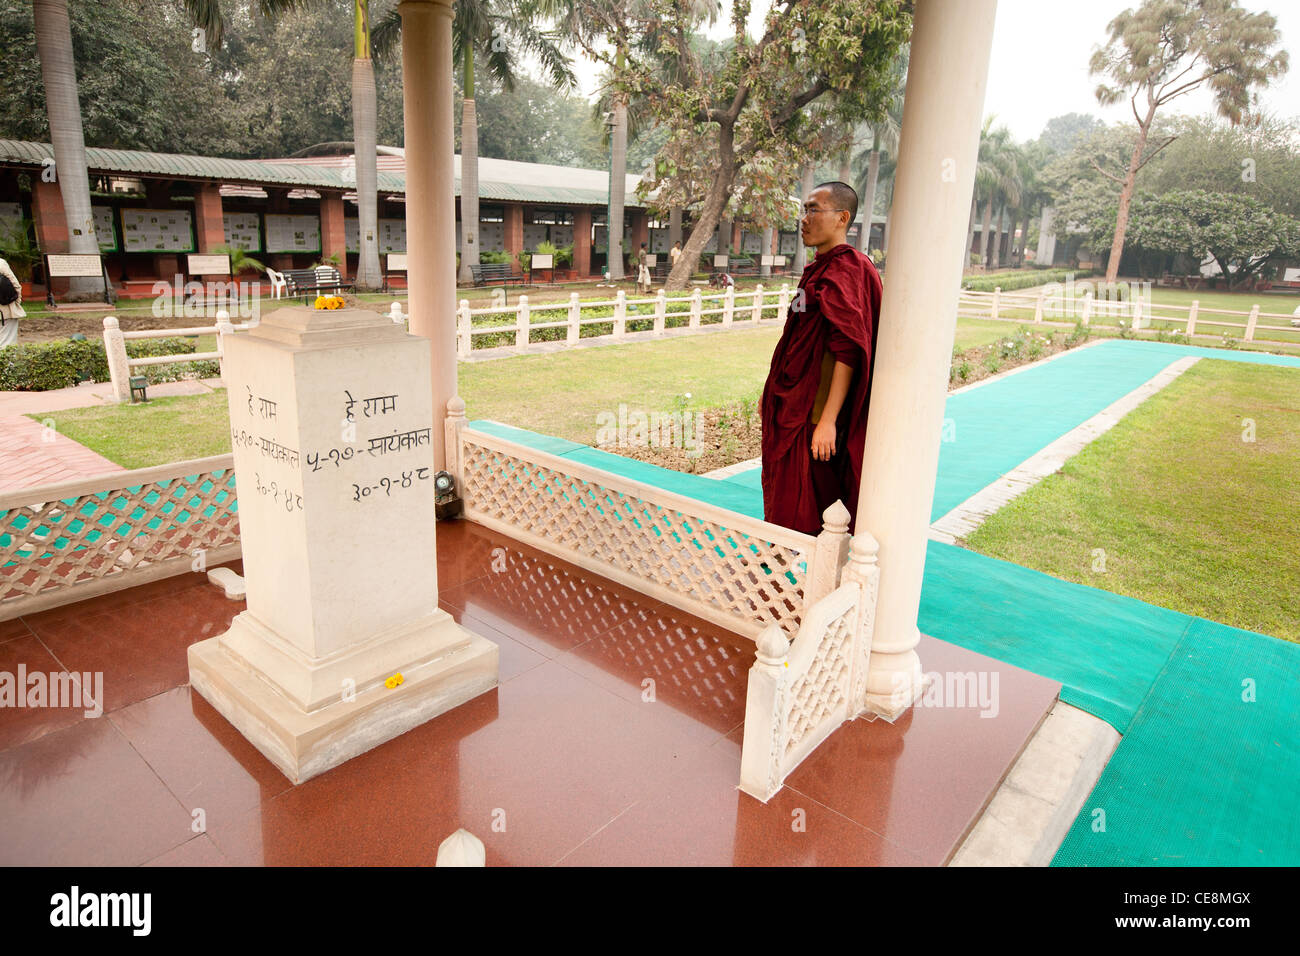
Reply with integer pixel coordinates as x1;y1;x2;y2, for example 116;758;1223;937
400;0;456;471
853;0;999;718
1036;205;1056;266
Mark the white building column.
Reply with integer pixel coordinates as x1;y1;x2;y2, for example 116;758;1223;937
400;0;456;471
853;0;998;718
1036;205;1057;266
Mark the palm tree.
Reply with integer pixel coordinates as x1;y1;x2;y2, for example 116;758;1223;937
851;49;905;255
374;0;575;283
972;119;1019;271
989;141;1023;271
32;0;101;298
185;1;386;288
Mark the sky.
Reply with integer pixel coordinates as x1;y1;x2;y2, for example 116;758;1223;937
561;0;1300;144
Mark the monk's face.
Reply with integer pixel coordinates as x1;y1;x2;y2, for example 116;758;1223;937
801;187;850;250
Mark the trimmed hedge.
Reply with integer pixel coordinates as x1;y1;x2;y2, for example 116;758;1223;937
961;268;1076;293
0;337;221;391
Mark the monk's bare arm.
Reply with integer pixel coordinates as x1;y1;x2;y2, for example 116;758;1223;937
811;361;854;461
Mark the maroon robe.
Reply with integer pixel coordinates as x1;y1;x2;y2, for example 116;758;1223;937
760;243;883;535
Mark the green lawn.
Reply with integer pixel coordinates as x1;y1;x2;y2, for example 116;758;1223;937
42;391;234;470
966;358;1300;643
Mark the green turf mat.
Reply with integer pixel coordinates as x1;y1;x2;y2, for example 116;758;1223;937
918;540;1191;733
1052;616;1300;866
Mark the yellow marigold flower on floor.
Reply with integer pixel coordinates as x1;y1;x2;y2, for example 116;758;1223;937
314;295;327;309
385;672;404;689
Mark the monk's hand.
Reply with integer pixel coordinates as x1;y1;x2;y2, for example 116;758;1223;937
811;420;836;461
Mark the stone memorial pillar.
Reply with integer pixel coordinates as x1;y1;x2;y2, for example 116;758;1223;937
189;304;498;784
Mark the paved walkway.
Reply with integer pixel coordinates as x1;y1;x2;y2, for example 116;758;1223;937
0;378;225;494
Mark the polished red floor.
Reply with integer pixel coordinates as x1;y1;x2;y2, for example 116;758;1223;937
0;518;1059;866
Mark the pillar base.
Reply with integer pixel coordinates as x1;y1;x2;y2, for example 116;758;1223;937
863;670;933;722
189;615;498;784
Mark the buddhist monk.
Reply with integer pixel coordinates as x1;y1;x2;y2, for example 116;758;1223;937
760;182;883;535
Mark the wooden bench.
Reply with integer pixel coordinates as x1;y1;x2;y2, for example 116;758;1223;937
469;262;512;288
282;266;350;301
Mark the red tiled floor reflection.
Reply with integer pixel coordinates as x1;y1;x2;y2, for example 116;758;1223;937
0;519;1059;866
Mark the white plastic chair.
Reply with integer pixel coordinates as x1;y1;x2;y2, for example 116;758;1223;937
265;267;286;300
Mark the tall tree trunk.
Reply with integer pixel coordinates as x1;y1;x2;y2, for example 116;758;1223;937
1106;104;1156;284
457;44;479;283
965;195;978;271
608;47;628;281
665;119;737;292
838;147;852;184
351;2;380;289
760;225;773;276
795;164;814;271
979;195;993;269
858;130;881;255
33;0;101;298
989;202;1003;270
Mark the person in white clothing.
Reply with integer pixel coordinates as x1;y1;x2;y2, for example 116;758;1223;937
0;256;26;348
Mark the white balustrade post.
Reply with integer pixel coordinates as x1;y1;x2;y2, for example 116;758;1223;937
806;501;851;607
840;531;882;715
389;301;405;324
613;289;627;340
567;291;580;346
1131;295;1143;332
723;285;735;326
1245;304;1259;341
738;624;792;803
689;288;702;329
215;315;236;379
102;316;131;403
457;299;471;358
1080;290;1093;326
444;394;467;491
515;294;530;349
1186;299;1198;336
653;289;666;336
751;282;764;323
1034;290;1045;323
778;282;791;323
990;286;1000;321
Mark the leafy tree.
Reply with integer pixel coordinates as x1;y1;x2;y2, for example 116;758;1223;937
1036;112;1104;158
1088;0;1288;282
1127;189;1300;285
597;0;910;291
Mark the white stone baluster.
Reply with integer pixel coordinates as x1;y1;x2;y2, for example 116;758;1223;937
444;394;467;491
806;500;851;607
689;288;702;329
1186;299;1198;336
778;283;791;323
654;289;666;336
515;294;530;349
102;316;131;404
723;285;735;326
613;289;627;340
567;291;580;345
457;299;471;357
840;530;882;716
1245;304;1259;341
751;283;764;323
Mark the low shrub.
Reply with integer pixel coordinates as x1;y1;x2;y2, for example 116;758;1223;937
0;336;218;391
962;268;1073;293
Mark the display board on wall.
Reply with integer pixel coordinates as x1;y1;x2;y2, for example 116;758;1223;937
265;214;321;253
345;217;407;254
120;208;194;252
92;206;117;251
223;212;262;252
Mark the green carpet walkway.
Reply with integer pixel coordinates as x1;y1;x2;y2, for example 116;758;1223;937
468;338;1300;865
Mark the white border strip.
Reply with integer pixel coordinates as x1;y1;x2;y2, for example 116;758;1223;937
929;355;1202;543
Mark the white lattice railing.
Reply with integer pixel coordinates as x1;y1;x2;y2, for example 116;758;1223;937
447;403;849;640
455;284;793;358
739;533;881;802
0;456;240;620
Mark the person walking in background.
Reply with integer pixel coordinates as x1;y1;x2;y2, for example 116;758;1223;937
669;240;682;270
637;243;652;294
0;256;26;348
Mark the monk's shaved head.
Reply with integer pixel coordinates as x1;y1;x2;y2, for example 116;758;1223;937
813;181;859;226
